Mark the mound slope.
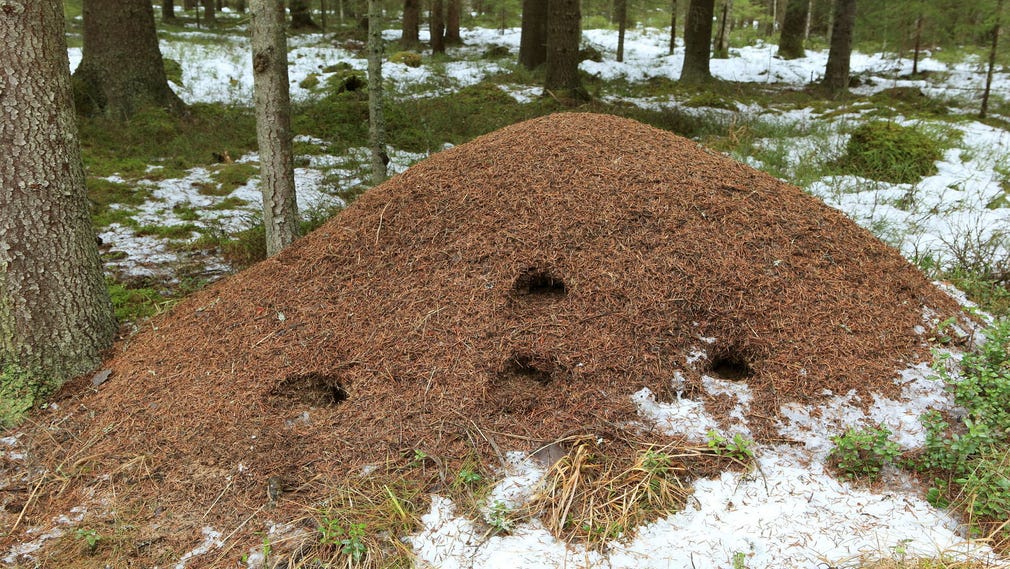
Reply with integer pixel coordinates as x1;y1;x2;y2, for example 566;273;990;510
4;113;962;562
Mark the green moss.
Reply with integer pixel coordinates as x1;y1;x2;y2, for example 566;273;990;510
78;103;258;179
108;282;170;323
300;73;321;90
209;196;250;210
136;223;200;239
389;51;423;67
0;365;51;430
163;58;184;86
836;121;945;184
172;203;201;221
211;162;258;192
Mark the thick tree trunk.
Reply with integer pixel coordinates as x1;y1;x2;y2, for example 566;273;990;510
519;0;548;69
402;0;421;47
290;0;318;28
544;0;584;99
163;0;177;20
616;0;627;62
669;0;677;54
445;0;461;44
681;0;714;82
185;0;196;10
431;0;446;53
73;0;185;118
203;0;217;22
368;0;388;185
821;0;855;96
0;0;116;387
778;0;808;59
250;0;301;256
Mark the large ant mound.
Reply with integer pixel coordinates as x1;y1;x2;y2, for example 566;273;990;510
1;113;963;565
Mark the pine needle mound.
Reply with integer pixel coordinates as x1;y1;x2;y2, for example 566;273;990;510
3;113;964;562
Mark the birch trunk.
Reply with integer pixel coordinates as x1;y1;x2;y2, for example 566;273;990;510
251;0;301;256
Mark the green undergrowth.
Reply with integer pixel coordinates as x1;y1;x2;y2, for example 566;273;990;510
78;104;257;180
835;121;949;184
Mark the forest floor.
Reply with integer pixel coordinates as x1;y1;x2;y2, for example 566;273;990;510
3;7;1010;569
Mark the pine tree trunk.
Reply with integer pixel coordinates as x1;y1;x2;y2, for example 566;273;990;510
73;0;185;118
981;0;1002;118
290;0;318;28
402;0;420;47
681;0;714;82
821;0;855;96
714;0;729;58
431;0;446;53
519;0;548;69
544;0;585;99
616;0;627;62
778;0;808;59
203;0;217;23
445;0;461;44
368;0;388;185
669;0;678;55
163;0;177;20
251;0;301;256
0;0;116;385
320;0;327;30
911;12;923;75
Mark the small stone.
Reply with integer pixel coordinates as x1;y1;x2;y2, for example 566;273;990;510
91;369;112;387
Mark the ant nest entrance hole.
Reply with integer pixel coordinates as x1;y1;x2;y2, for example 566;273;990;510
271;373;349;407
502;353;554;385
706;350;754;382
513;267;567;298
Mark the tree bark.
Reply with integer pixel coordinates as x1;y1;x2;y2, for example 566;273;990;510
73;0;185;119
402;0;421;47
681;0;714;82
669;0;678;55
821;0;855;96
290;0;318;28
981;0;1002;119
445;0;461;44
251;0;301;256
431;0;446;53
544;0;585;99
368;0;388;185
0;0;116;386
911;12;923;75
615;0;627;62
163;0;177;20
202;0;216;23
778;0;808;59
713;0;729;58
519;0;547;69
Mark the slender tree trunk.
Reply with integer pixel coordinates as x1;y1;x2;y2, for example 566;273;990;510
519;0;548;68
714;0;729;58
237;0;247;12
368;0;388;185
163;0;177;20
616;0;627;62
402;0;421;47
445;0;461;44
431;0;446;53
681;0;714;82
0;0;116;390
321;0;328;30
778;0;808;59
669;0;678;55
73;0;185;118
185;0;196;9
821;0;855;96
250;0;301;256
911;12;923;75
804;0;811;39
544;0;586;99
981;0;1003;119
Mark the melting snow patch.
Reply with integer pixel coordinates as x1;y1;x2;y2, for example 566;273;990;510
632;386;718;441
175;527;223;569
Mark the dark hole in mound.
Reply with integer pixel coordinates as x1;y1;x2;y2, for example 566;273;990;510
513;267;566;297
707;353;753;381
272;373;348;407
505;353;553;385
